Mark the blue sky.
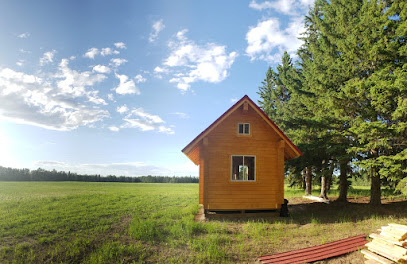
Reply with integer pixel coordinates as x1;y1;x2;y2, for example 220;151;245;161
0;0;313;176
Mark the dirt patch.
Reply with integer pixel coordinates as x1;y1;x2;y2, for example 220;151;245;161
313;251;365;264
198;196;407;263
270;196;407;263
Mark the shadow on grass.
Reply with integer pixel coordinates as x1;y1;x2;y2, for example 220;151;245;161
203;199;407;225
289;199;407;225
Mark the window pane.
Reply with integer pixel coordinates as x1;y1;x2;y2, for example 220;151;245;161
244;124;250;134
244;156;255;181
232;156;243;180
239;165;248;180
232;156;255;181
238;124;244;134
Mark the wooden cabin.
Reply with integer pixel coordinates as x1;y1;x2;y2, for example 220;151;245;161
182;95;302;212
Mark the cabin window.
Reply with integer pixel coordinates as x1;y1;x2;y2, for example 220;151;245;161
231;155;255;181
238;123;250;135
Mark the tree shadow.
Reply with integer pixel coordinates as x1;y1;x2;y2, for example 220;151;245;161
201;199;407;224
288;199;407;225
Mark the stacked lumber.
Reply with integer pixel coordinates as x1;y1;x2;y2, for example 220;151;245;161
362;223;407;264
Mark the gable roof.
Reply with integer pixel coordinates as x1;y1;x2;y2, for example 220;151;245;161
182;95;302;164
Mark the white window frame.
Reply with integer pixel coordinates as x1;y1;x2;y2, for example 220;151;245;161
231;155;256;182
238;123;250;135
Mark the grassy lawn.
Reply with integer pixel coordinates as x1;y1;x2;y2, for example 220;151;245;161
1;182;407;263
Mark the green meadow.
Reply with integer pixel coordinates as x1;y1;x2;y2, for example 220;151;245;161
1;182;407;263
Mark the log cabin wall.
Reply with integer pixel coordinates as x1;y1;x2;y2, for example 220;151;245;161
202;103;285;210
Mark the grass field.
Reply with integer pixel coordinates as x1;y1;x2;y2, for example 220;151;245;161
1;182;407;263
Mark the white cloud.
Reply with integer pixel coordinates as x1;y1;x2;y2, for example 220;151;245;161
114;73;140;95
247;0;314;62
246;17;305;63
108;126;120;132
129;108;164;123
84;48;99;59
0;67;109;131
101;47;119;56
249;0;314;14
153;66;168;79
16;60;24;67
122;118;155;131
230;97;238;103
55;59;108;106
84;46;119;59
149;19;165;42
32;160;194;176
154;66;168;73
118;107;174;134
158;29;237;91
134;74;146;83
299;0;314;6
33;160;67;167
101;48;112;56
116;105;129;114
56;59;107;103
18;32;30;38
249;0;296;14
110;58;128;67
158;126;174;134
114;42;126;49
171;112;189;119
40;50;56;66
93;65;111;74
87;91;107;105
107;93;114;101
19;49;31;54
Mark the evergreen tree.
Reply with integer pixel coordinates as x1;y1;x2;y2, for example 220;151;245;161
258;52;332;196
299;0;407;205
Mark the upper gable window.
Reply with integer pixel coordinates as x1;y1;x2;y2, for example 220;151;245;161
238;123;250;135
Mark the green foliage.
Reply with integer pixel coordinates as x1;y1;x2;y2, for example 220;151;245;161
396;177;407;195
260;0;407;203
308;0;407;203
258;52;333;190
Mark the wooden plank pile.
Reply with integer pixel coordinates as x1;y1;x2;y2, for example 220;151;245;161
362;223;407;264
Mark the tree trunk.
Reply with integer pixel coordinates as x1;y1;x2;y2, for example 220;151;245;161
305;167;312;196
337;160;348;202
326;176;331;191
319;175;327;199
370;149;381;206
302;172;306;190
321;160;334;199
370;171;381;206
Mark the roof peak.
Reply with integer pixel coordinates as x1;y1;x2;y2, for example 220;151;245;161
182;94;302;163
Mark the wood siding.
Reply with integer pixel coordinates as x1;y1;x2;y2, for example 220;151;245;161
202;104;285;210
